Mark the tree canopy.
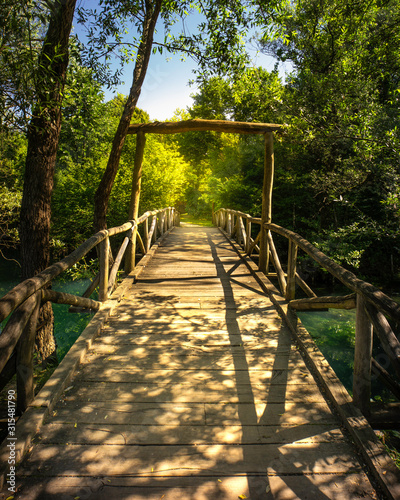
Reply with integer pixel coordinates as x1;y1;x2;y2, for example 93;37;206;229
1;0;400;290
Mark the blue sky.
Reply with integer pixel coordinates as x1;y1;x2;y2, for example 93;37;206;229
73;2;292;121
105;47;290;121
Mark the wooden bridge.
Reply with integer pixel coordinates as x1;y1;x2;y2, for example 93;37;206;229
1;119;400;498
1;210;400;499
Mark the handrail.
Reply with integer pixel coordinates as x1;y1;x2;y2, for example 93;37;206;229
0;206;180;413
214;207;400;416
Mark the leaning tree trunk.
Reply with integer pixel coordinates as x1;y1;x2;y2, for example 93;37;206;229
19;0;77;366
93;0;162;232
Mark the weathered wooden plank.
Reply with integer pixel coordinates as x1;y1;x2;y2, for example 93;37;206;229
86;340;293;354
11;473;377;500
59;380;326;404
48;401;337;426
72;366;314;385
96;332;288;345
19;442;365;477
81;352;305;371
39;422;345;445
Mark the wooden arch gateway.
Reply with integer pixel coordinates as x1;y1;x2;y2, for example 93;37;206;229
125;118;282;272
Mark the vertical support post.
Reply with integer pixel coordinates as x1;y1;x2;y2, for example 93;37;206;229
144;217;149;253
16;291;40;414
245;217;252;254
153;215;158;242
99;233;110;301
126;131;146;273
168;208;172;229
160;211;165;235
353;294;373;416
285;239;298;301
259;131;274;274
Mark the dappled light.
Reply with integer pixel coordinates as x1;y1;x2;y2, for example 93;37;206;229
7;225;379;499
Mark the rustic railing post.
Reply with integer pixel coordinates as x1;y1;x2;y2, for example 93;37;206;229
167;208;171;229
235;215;239;240
353;294;373;415
245;217;252;254
160;211;165;235
285;239;298;301
99;232;110;301
153;214;158;242
259;131;274;273
166;209;170;231
16;292;41;413
144;217;149;253
231;212;235;237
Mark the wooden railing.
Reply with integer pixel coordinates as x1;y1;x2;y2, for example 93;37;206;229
0;207;179;413
214;208;400;418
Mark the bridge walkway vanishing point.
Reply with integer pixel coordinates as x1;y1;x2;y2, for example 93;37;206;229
2;224;385;499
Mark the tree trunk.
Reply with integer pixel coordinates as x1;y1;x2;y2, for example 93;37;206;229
19;0;77;365
93;0;162;232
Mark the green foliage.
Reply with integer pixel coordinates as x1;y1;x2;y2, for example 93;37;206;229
60;257;99;282
178;68;286;217
0;131;26;253
51;65;189;250
107;133;189;226
0;1;52;130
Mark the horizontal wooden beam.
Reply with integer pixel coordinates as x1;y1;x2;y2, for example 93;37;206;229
41;290;101;311
289;294;356;311
128;119;282;135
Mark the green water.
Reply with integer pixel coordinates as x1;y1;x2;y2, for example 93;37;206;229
298;305;396;402
298;308;356;393
0;258;94;361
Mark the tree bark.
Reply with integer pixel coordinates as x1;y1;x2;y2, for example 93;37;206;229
93;0;162;232
19;0;77;365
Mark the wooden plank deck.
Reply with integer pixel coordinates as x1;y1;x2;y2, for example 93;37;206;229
2;225;381;499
